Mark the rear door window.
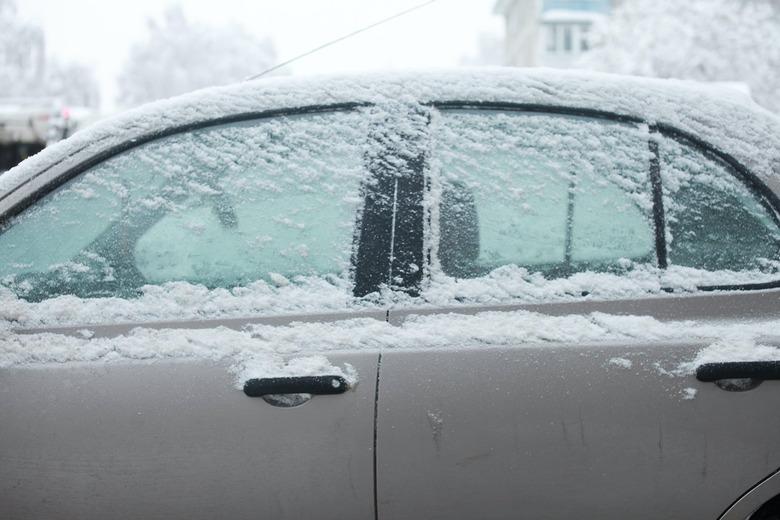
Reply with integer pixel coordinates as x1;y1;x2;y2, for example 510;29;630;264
0;110;370;300
429;109;656;281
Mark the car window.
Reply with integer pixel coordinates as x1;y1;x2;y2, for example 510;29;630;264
429;110;656;280
660;136;780;273
0;111;370;300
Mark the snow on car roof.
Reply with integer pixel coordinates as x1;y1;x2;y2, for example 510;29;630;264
2;67;780;199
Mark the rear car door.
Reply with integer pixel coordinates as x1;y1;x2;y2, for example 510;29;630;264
0;107;391;519
376;106;780;519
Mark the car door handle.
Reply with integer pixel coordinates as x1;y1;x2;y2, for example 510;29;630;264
696;361;780;382
243;376;349;397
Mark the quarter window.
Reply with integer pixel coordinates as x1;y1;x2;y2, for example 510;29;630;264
660;136;780;273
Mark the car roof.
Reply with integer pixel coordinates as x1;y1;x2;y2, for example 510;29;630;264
2;67;780;208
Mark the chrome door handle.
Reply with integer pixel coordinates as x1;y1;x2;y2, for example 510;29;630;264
243;376;349;397
696;361;780;382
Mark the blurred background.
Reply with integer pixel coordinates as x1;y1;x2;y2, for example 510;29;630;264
2;0;779;171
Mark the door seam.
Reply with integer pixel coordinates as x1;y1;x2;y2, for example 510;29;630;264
373;351;383;520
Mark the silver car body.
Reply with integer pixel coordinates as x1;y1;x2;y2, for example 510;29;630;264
1;70;780;519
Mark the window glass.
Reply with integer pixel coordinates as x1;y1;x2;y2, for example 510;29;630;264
0;111;369;300
660;137;780;272
546;25;558;52
430;110;655;280
580;24;590;51
563;25;573;52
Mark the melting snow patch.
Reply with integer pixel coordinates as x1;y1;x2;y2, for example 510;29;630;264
2;309;779;388
608;357;633;369
0;278;366;328
268;273;290;288
682;387;698;400
0;263;776;330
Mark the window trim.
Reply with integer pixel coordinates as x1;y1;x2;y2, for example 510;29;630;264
429;101;780;292
648;127;668;268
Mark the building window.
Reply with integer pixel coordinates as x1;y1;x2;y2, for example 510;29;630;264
547;24;558;52
580;24;590;50
563;25;573;52
544;22;595;55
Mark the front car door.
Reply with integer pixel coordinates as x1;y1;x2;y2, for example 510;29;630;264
376;105;780;519
0;106;399;519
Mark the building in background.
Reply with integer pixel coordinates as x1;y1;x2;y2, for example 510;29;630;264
495;0;619;68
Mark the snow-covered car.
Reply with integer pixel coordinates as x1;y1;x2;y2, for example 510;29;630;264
1;69;780;520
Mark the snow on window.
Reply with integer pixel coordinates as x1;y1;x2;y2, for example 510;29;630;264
660;135;780;275
0;110;371;301
4;69;778;202
608;357;633;369
426;109;655;291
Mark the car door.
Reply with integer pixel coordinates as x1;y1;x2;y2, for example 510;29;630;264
376;106;780;519
0;106;399;519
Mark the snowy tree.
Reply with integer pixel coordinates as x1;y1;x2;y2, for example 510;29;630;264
581;0;780;113
118;6;277;107
0;0;100;108
45;62;101;108
0;0;45;97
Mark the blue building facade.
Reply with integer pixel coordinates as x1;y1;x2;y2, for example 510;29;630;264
542;0;611;13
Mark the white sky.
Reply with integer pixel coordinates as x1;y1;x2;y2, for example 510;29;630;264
17;0;504;111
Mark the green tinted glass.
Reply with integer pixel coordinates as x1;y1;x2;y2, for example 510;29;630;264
431;110;655;279
0;111;368;300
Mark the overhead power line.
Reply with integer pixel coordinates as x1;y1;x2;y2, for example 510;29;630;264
245;0;438;81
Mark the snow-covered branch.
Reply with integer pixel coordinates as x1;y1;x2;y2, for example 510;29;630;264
581;0;780;112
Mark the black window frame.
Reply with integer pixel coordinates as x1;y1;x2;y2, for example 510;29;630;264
425;101;780;293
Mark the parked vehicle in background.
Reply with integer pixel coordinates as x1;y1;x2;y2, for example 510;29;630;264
0;70;779;520
0;98;97;173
